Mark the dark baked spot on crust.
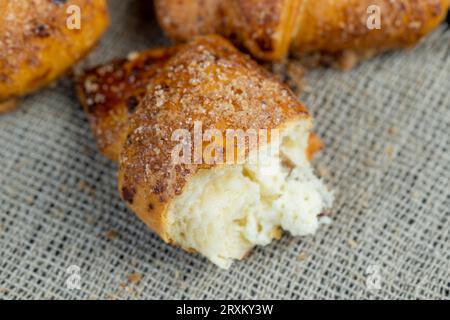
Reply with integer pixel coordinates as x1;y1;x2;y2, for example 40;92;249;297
148;203;154;210
126;96;139;113
255;36;273;52
32;24;51;38
121;186;136;204
0;74;11;84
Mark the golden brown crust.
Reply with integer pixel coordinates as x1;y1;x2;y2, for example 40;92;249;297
0;0;109;103
76;47;179;160
77;44;323;164
117;35;310;241
154;0;450;61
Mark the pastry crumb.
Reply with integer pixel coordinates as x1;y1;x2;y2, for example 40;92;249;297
105;229;119;240
298;251;308;261
317;163;330;178
270;227;282;240
127;272;142;284
388;127;397;136
385;145;395;159
348;239;358;249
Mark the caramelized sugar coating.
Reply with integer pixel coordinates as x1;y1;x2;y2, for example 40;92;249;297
76;46;179;160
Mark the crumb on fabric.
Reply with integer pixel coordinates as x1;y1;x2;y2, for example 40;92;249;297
270;227;282;240
348;239;358;249
78;180;88;189
363;158;377;168
298;251;308;261
26;196;35;205
385;145;395;159
388;127;397;136
106;293;119;300
85;215;97;225
105;229;119;240
178;281;188;290
127;272;142;284
411;191;421;200
78;180;96;197
119;282;127;289
317;163;330;178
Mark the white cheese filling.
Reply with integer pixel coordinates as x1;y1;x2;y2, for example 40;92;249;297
167;123;333;268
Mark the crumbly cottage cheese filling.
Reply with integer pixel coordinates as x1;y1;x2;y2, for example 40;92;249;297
167;123;333;268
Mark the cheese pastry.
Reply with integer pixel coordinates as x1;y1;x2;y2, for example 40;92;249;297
77;35;333;268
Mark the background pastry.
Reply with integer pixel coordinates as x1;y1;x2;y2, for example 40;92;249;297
155;0;450;63
0;0;109;112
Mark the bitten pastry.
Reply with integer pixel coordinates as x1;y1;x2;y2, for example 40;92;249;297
0;0;109;112
155;0;450;62
77;35;333;269
76;46;180;160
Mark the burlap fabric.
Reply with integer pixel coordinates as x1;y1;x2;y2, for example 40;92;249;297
0;0;449;299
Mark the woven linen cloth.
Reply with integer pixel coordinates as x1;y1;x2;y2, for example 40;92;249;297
0;0;449;300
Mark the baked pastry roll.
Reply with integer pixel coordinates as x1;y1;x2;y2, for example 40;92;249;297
155;0;450;62
77;35;333;268
0;0;109;112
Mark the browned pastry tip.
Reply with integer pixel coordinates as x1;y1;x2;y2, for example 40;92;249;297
76;46;179;160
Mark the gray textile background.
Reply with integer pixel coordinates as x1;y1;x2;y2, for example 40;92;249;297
0;0;449;299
